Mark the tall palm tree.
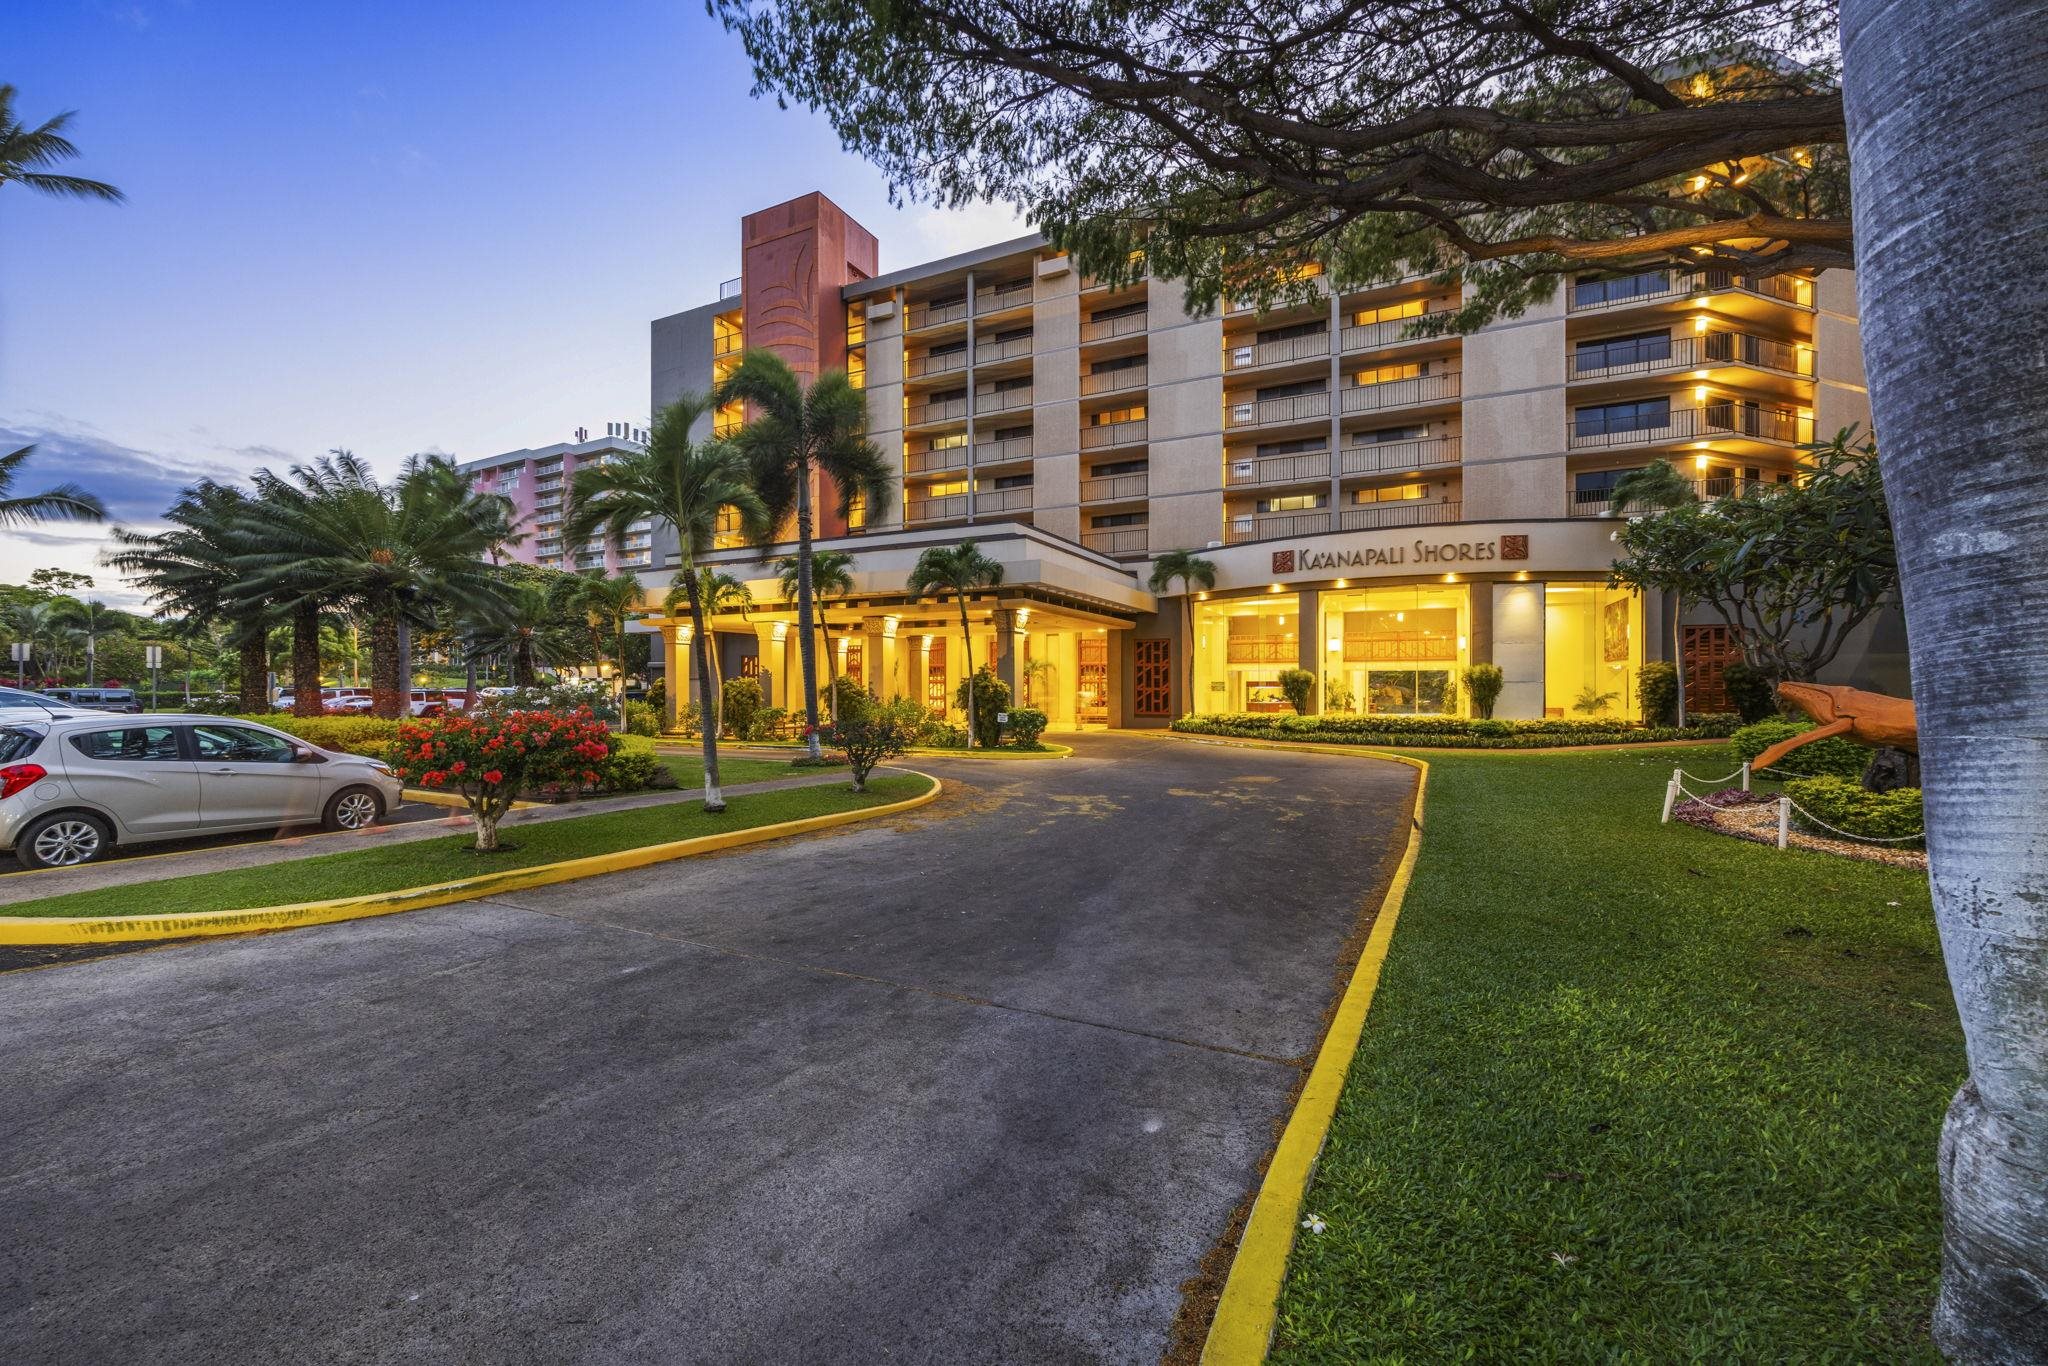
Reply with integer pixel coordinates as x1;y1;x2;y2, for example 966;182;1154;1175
1147;549;1216;719
0;446;105;527
574;569;645;728
0;86;123;203
907;540;1004;749
565;394;767;811
106;481;274;711
2;600;68;683
717;350;892;759
775;549;854;715
55;599;118;686
664;569;752;735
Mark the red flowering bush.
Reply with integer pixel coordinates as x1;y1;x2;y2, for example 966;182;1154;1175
393;707;615;850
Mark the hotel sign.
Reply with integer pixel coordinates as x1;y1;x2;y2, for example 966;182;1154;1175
1274;533;1529;576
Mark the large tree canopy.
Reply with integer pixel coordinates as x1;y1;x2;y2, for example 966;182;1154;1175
713;0;1848;322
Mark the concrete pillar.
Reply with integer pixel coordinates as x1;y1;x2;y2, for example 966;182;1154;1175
752;623;782;709
660;625;684;730
1296;587;1321;713
1492;582;1546;719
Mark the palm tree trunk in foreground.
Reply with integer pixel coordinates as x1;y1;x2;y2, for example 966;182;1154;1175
291;605;323;717
957;595;976;748
238;635;268;714
370;612;402;718
1844;2;2048;1358
683;571;725;811
793;467;824;760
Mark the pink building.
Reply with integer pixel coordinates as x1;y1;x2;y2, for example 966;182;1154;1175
459;423;653;573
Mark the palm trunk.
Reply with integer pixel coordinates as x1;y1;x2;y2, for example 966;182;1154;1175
683;571;725;811
820;617;838;721
1182;592;1195;719
958;594;976;748
369;611;403;718
513;635;536;688
1844;3;2048;1357
237;635;268;714
794;466;824;759
291;604;323;717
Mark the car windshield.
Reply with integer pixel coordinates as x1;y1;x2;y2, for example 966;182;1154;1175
0;688;64;713
0;725;46;763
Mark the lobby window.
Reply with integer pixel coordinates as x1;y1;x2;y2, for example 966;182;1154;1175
1574;329;1672;371
1352;297;1425;327
1572;269;1671;308
1352;482;1428;504
1545;583;1643;720
1318;584;1469;717
1574;397;1671;439
1193;594;1300;714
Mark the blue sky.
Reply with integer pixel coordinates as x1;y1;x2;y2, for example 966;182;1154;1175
2;0;1026;603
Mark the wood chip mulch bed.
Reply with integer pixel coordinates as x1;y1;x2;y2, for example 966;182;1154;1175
1672;790;1928;870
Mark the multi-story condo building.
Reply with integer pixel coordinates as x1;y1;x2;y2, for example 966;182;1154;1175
645;192;1894;729
458;424;655;573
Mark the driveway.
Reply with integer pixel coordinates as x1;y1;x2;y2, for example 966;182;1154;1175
0;733;1415;1365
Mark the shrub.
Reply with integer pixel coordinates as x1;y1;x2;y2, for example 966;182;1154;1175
393;708;612;850
264;714;403;761
1168;712;1739;750
751;706;789;741
1722;661;1778;723
722;677;762;739
955;666;1012;747
480;680;619;724
1463;663;1505;719
596;747;669;794
824;685;914;791
1572;684;1620;716
1006;706;1049;749
1638;660;1679;727
1730;720;1870;779
1783;775;1924;842
1278;667;1315;715
623;700;660;737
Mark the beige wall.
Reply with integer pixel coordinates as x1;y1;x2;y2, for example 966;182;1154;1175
1814;267;1872;442
1460;294;1567;520
864;298;906;530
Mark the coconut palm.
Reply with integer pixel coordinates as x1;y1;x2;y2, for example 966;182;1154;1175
717;350;891;759
0;445;105;527
565;394;767;811
574;569;645;728
0;86;123;203
1147;549;1216;719
664;569;752;735
775;548;854;714
907;540;1004;749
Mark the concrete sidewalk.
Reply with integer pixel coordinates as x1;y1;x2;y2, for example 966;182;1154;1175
0;768;866;908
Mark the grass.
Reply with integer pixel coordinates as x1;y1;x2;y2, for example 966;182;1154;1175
11;774;932;920
1270;744;1960;1362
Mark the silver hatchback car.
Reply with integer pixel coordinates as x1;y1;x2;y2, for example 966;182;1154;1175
0;712;405;869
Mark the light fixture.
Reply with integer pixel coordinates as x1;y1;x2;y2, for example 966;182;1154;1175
1694;316;1710;333
1443;572;1457;583
1334;579;1347;589
1327;638;1342;652
1268;583;1283;593
1396;611;1406;622
1695;454;1711;471
1694;385;1709;402
1457;635;1468;650
1515;570;1530;582
1196;591;1209;601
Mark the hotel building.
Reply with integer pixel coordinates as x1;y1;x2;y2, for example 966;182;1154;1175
642;192;1894;728
457;424;655;573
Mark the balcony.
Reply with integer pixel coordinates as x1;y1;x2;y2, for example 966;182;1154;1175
1567;476;1781;517
1224;330;1330;372
904;443;970;476
1567;331;1814;381
1081;363;1148;396
1081;418;1148;450
906;394;970;426
977;485;1035;514
1338;500;1462;531
906;492;969;524
906;297;971;331
713;331;744;359
1226;451;1330;488
1566;267;1815;314
905;348;969;379
1339;371;1462;417
1080;471;1148;504
976;384;1034;416
1082;526;1150;557
974;279;1034;315
1225;390;1331;431
1225;510;1331;543
1567;404;1812;451
976;433;1034;465
1080;310;1148;343
1342;436;1462;477
974;333;1033;365
1340;308;1458;354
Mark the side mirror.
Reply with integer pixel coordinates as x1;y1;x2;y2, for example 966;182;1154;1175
292;745;319;763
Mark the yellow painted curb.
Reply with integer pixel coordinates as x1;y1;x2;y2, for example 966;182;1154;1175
1201;750;1430;1365
0;775;942;946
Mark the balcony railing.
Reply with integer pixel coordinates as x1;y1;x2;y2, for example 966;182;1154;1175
1226;390;1331;430
1225;510;1331;543
718;277;741;300
974;333;1033;364
976;384;1034;414
905;444;970;476
1224;330;1330;371
1567;404;1812;450
1567;476;1780;516
1081;418;1149;450
1081;364;1148;396
906;492;969;523
1080;310;1148;343
1566;268;1815;314
1339;371;1462;416
1340;308;1457;353
906;394;970;426
978;485;1036;514
1082;526;1150;557
1226;451;1330;487
1338;500;1462;531
976;434;1034;465
905;348;969;379
974;279;1034;314
1567;331;1814;381
1342;436;1462;476
906;298;970;331
1080;471;1149;504
713;332;744;358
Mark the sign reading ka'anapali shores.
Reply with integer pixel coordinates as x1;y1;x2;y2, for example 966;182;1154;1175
1274;533;1529;576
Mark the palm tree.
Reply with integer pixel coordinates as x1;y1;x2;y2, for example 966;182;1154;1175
1147;549;1216;719
463;579;579;687
0;446;105;527
775;549;854;715
106;481;274;711
907;540;1004;749
565;394;767;811
574;570;645;728
0;86;123;203
717;350;892;759
664;569;752;735
2;599;68;683
1606;459;1701;517
55;599;118;686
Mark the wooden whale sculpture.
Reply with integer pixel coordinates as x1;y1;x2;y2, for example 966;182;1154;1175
1750;682;1918;773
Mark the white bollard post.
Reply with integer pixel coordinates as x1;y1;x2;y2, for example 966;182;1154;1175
1777;796;1792;850
1661;777;1679;824
1741;762;1751;792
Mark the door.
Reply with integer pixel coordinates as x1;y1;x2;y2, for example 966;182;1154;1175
59;724;205;838
189;721;326;829
1076;638;1109;724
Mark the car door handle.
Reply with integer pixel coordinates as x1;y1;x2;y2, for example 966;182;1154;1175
207;766;237;774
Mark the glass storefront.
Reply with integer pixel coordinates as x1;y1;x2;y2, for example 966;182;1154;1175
1192;594;1300;714
1317;584;1469;716
1544;582;1643;720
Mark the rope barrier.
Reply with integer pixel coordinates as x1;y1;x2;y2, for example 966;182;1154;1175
1660;764;1926;847
1783;797;1926;844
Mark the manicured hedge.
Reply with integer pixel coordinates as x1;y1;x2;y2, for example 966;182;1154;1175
1730;719;1871;779
1168;711;1740;750
1784;775;1924;841
262;714;402;760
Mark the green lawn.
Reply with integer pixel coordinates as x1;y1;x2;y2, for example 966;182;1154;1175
13;775;931;920
1271;744;1959;1362
654;753;832;787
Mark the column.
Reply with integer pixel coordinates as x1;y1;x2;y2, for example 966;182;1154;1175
660;625;684;730
1296;587;1321;713
752;623;783;709
1492;582;1546;719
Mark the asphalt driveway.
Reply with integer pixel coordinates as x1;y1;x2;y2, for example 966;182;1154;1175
0;733;1415;1365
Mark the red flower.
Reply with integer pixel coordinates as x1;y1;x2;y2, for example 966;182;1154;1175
482;769;504;785
422;770;445;786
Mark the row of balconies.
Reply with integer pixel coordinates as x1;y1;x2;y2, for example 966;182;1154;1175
903;279;1037;333
1222;500;1465;544
1221;308;1459;374
906;384;1037;427
1567;402;1811;451
1224;372;1463;431
1567;267;1813;315
904;484;1036;524
1566;329;1813;383
1225;436;1462;489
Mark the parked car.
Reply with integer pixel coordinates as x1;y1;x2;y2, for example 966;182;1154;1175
0;687;79;717
0;713;404;869
40;687;142;714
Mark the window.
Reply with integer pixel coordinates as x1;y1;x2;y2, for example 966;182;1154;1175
1352;297;1425;327
1091;511;1146;528
1256;493;1327;513
986;375;1031;393
1352;425;1426;445
1573;467;1644;507
931;431;968;450
927;479;969;497
1090;459;1147;477
1257;437;1327;457
929;339;968;357
1572;269;1671;308
1575;330;1672;371
991;326;1032;344
1091;354;1145;374
0;726;44;764
991;425;1031;442
1255;378;1327;402
1089;301;1147;323
1352;361;1422;386
191;724;298;764
1255;319;1327;345
1093;404;1146;425
1352;483;1428;504
69;726;184;762
990;474;1034;490
1574;398;1671;438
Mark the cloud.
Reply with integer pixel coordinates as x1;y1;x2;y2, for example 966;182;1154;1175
896;198;1036;265
0;423;254;528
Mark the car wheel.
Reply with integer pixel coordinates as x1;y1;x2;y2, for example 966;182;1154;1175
17;811;113;869
322;786;384;832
